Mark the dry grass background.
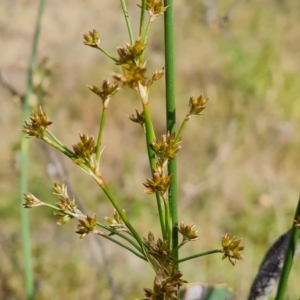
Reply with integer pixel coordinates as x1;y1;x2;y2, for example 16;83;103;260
1;0;300;299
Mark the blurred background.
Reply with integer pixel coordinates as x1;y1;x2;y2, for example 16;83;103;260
1;0;300;299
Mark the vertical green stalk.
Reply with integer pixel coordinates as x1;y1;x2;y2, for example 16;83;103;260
139;0;146;37
20;0;47;298
275;196;300;300
95;106;107;165
163;0;178;260
120;0;134;45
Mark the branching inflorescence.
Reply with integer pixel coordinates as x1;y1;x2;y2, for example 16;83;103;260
22;1;244;299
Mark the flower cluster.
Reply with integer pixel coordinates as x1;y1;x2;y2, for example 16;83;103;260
188;95;209;117
82;29;101;49
105;209;128;234
143;164;172;196
53;182;82;225
151;132;181;165
221;233;245;266
72;133;96;170
23;106;52;139
116;38;146;65
87;79;119;106
75;214;101;239
143;232;187;300
23;193;45;208
178;222;199;246
128;108;145;129
139;0;169;23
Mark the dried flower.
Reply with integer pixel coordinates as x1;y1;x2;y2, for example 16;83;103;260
128;108;145;129
23;106;52;138
75;214;99;239
105;209;128;233
116;38;146;65
143;164;172;196
23;193;45;208
83;29;100;48
221;233;245;266
188;95;209;117
87;79;119;106
151;132;182;164
178;222;199;245
147;67;164;86
53;182;82;225
113;63;147;91
53;182;81;214
138;0;169;23
72;133;96;169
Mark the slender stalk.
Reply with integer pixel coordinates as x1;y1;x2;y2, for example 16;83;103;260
178;249;222;263
44;203;145;257
175;116;189;143
139;0;146;37
99;48;119;63
139;83;167;239
120;0;134;45
164;198;171;247
43;135;74;159
275;196;300;300
163;0;178;259
99;181;145;250
96;106;107;165
20;0;47;298
143;102;167;239
101;234;147;261
46;130;74;157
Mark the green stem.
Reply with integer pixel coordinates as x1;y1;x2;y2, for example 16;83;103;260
164;0;178;261
44;132;74;158
175;116;189;143
99;48;119;63
143;20;152;45
44;203;145;257
20;0;47;299
100;182;145;250
96;225;143;254
142;100;167;239
101;234;146;261
139;0;146;37
120;0;134;45
96;106;107;165
178;249;222;263
164;198;171;247
275;196;300;300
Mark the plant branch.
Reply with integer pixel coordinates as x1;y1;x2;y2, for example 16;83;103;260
120;0;134;45
178;249;222;263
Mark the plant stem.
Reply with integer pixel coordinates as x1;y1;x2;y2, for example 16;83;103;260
96;106;107;165
120;0;134;45
98;181;145;250
163;0;178;259
44;203;145;258
275;196;300;300
178;249;222;263
43;135;74;159
139;85;167;239
46;130;74;157
139;0;146;37
20;0;47;298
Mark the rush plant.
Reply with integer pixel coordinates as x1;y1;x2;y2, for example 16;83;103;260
22;1;245;298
